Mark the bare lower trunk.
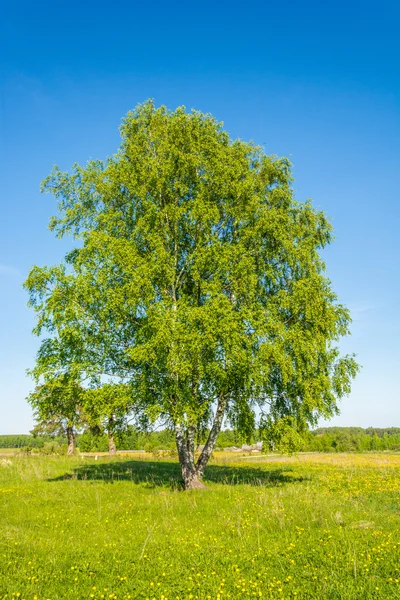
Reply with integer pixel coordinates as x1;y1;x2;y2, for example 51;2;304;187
175;395;227;490
175;423;206;490
182;461;206;490
66;426;75;455
108;417;117;455
108;435;117;455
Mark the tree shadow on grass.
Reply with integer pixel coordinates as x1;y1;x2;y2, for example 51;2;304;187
48;459;307;490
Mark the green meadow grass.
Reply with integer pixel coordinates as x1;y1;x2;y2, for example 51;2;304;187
1;453;400;600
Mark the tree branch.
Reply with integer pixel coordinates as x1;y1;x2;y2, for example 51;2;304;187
196;394;227;477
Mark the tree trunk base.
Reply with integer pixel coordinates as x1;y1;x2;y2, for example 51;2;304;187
109;443;117;455
66;426;75;455
108;429;117;455
184;474;207;490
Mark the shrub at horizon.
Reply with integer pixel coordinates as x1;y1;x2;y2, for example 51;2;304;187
24;100;358;488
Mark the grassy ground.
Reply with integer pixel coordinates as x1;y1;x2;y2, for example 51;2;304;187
1;453;400;600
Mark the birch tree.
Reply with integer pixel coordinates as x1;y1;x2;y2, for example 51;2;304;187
25;100;358;488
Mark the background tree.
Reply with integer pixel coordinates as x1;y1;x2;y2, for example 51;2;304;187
83;383;134;454
25;100;358;488
27;373;84;454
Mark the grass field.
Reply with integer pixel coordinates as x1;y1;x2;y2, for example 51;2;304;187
2;453;400;600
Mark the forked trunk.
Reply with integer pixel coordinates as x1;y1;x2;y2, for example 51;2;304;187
66;426;75;455
175;395;227;490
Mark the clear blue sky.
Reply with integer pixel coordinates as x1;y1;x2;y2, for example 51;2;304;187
1;0;399;433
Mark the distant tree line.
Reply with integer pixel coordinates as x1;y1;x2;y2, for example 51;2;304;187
0;434;65;449
302;427;400;453
2;427;400;453
0;427;248;452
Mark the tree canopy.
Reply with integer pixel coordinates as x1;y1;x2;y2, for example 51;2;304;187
25;100;358;488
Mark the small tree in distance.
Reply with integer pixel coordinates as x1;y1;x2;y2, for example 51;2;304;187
27;374;84;454
25;100;358;488
83;383;133;454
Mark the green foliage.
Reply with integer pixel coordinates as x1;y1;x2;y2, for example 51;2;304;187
117;427;176;452
304;427;400;453
82;382;134;439
24;100;358;474
27;373;84;434
260;416;306;453
213;428;241;448
0;435;45;449
30;420;67;439
0;435;69;452
5;427;400;455
78;426;177;452
78;430;109;452
38;442;68;455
